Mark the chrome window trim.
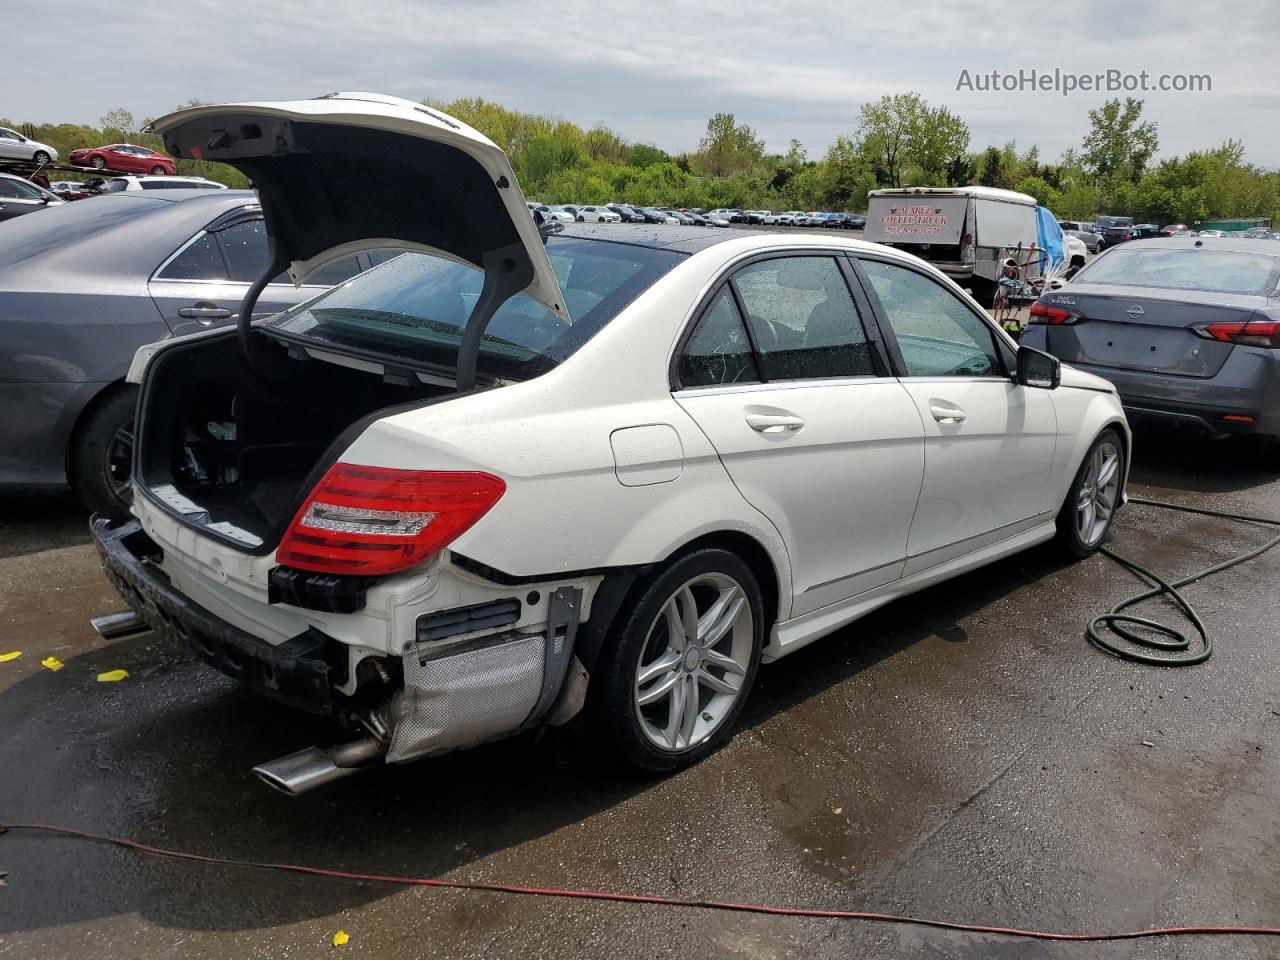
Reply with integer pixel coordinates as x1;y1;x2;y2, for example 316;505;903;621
673;375;902;399
151;227;351;288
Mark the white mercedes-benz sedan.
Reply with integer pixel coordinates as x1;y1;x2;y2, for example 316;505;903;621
93;94;1130;794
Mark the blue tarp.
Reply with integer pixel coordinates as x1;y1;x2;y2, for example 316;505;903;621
1036;205;1066;269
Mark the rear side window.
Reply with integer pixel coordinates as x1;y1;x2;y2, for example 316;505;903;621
732;256;874;380
679;288;760;387
158;233;226;281
1076;247;1279;296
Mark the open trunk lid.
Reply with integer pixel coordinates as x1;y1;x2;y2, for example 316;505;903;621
1037;285;1266;378
148;92;568;319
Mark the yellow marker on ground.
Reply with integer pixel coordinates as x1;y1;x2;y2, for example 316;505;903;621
96;669;129;682
0;651;21;663
332;930;350;947
41;657;64;671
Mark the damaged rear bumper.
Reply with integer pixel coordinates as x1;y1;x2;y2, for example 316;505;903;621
92;518;344;713
92;517;588;764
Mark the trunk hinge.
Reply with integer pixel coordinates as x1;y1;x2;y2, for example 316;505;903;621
454;241;535;392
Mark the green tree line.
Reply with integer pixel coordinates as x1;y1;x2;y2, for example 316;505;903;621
6;94;1278;225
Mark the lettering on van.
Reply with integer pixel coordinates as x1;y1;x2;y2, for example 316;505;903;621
879;206;950;236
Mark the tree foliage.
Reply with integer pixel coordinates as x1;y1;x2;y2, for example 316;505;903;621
4;92;1276;226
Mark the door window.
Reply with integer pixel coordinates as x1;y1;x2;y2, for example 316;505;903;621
215;217;361;286
679;287;760;387
158;233;227;281
860;259;1002;378
731;256;873;380
0;178;42;200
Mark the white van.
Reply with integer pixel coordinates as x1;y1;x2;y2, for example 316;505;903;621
864;186;1045;302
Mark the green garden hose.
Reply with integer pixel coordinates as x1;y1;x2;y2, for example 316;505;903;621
1088;496;1280;666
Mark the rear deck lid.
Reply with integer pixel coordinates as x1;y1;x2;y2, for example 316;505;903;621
1042;243;1280;377
148;93;568;319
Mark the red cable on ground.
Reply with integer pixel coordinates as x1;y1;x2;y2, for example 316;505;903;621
4;821;1280;943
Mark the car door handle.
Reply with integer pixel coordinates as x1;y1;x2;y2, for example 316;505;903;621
746;412;805;433
929;400;967;424
177;303;233;325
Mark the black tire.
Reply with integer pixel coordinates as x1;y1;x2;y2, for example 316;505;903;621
90;155;107;170
592;548;764;772
1056;428;1126;558
151;166;166;175
576;215;584;222
69;386;139;521
33;150;51;165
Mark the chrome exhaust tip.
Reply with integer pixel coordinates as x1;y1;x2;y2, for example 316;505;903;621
252;737;384;797
90;610;149;639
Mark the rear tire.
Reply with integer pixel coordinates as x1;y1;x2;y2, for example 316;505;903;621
1056;428;1125;558
69;386;138;522
592;548;764;772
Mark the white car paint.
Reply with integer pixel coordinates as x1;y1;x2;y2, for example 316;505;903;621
0;127;58;163
121;94;1131;773
103;175;230;192
565;204;621;223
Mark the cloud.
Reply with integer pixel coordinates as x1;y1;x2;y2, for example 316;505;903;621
9;0;1279;165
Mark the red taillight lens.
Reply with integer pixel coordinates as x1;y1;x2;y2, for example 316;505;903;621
1028;301;1082;325
1194;320;1280;348
275;464;506;576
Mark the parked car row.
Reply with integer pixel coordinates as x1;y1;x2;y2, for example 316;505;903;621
1060;218;1279;251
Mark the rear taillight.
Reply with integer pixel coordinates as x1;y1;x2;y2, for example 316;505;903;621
1193;320;1280;348
276;464;505;576
1028;301;1083;325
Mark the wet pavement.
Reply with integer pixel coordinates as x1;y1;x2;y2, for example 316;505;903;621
2;428;1279;959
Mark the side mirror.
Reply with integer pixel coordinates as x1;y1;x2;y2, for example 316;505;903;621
1016;344;1060;389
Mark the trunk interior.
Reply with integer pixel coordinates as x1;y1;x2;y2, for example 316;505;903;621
137;331;450;550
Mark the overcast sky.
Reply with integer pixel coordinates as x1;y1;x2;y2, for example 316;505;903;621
10;0;1280;166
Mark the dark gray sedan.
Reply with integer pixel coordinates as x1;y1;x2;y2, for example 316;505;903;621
1023;237;1280;466
0;190;382;517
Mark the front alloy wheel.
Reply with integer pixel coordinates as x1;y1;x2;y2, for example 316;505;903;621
1076;439;1121;546
1057;428;1125;557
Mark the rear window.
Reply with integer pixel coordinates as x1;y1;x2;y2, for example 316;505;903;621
1077;247;1279;296
268;237;685;380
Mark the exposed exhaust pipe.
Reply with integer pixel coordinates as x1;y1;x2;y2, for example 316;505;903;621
252;737;385;796
90;610;150;639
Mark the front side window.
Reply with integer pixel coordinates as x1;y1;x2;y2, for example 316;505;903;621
731;256;874;380
679;287;760;387
269;237;685;381
860;259;1002;378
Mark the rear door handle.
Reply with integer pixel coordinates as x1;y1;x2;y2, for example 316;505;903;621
177;303;233;325
929;400;967;423
746;412;805;433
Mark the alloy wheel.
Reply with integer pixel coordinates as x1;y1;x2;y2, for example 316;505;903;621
105;419;136;500
1076;440;1120;546
634;573;753;752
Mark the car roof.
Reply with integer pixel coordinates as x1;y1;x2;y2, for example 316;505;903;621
0;190;259;283
1122;236;1280;256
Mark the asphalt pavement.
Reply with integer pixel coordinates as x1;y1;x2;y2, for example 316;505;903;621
1;426;1278;959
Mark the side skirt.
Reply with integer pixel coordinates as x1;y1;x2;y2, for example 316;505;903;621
763;519;1057;662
